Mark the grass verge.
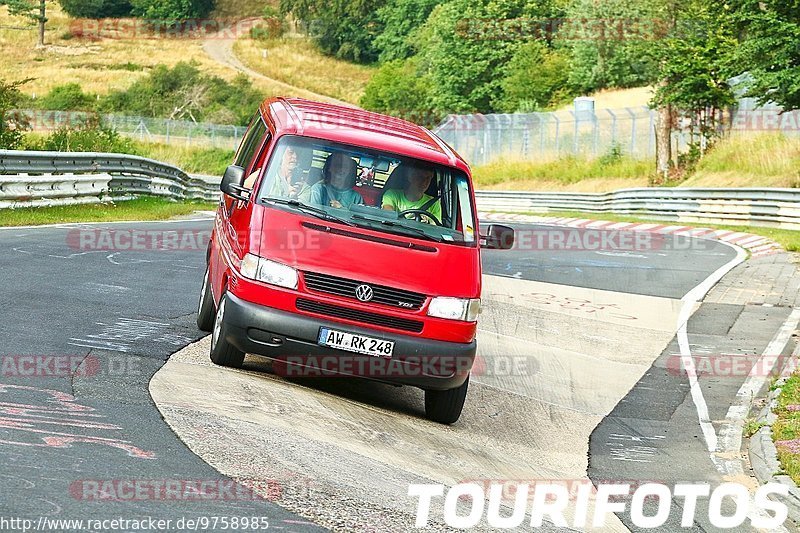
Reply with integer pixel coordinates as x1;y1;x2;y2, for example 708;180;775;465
0;197;217;227
134;143;234;176
772;372;800;484
493;209;800;252
472;156;653;191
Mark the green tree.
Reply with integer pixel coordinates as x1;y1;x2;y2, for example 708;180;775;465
560;0;661;94
280;0;382;63
651;0;737;177
374;0;442;63
416;0;561;114
731;0;800;110
495;41;572;112
1;0;47;46
360;58;437;125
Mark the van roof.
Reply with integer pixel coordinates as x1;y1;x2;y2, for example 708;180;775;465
259;98;469;173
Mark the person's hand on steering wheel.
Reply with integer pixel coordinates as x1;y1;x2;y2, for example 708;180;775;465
398;208;443;226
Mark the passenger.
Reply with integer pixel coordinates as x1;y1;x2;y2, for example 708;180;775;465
291;146;315;202
381;163;441;223
261;145;300;198
308;152;364;209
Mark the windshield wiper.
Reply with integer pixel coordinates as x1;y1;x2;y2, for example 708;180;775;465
351;214;444;243
264;198;356;227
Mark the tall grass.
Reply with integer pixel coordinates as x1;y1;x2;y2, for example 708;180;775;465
233;36;373;104
683;133;800;188
472;155;652;189
134;143;234;176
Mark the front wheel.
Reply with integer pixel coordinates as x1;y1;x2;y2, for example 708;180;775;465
209;293;245;368
196;266;215;332
424;376;469;424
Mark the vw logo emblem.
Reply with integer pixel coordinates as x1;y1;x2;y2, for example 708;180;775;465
355;284;374;302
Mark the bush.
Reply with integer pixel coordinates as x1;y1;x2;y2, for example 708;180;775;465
58;0;133;18
130;0;214;21
32;123;140;154
0;79;33;150
100;63;263;126
36;83;97;111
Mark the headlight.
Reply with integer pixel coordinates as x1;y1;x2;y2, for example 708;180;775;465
240;254;298;289
427;297;481;322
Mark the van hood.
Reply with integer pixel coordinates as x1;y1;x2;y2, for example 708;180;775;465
256;205;481;298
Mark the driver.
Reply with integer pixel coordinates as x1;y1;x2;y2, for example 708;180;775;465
381;163;442;224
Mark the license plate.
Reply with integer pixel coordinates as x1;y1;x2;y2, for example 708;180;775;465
318;328;394;357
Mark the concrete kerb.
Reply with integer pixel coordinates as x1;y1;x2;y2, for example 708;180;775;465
749;340;800;526
478;211;784;258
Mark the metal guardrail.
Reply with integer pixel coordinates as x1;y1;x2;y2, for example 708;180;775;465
0;150;220;208
474;189;800;230
1;150;798;230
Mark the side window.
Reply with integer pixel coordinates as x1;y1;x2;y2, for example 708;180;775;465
235;115;269;190
234;114;268;173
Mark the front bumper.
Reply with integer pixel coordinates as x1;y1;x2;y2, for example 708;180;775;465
221;292;476;390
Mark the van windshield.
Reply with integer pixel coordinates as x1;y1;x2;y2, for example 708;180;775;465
256;135;477;245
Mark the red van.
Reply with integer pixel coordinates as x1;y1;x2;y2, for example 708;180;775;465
197;98;513;424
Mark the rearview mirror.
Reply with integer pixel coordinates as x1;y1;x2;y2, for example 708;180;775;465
482;224;514;250
220;165;249;201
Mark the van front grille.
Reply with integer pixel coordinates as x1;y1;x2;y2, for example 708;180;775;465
296;299;424;333
302;271;427;310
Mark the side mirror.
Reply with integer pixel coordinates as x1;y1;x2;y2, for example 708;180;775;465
220;165;249;201
482;224;515;250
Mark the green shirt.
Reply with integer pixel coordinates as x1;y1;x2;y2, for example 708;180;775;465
382;189;442;222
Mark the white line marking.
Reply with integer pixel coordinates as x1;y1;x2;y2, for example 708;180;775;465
678;240;747;456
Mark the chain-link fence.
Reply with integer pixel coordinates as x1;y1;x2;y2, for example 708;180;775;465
18;110;246;149
433;101;800;167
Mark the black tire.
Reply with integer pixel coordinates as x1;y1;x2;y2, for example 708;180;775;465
196;266;215;332
424;375;469;424
209;292;246;368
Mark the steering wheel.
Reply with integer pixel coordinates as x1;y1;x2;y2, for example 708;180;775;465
398;209;443;226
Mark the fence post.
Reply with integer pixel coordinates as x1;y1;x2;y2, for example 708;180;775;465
537;113;545;155
647;107;655;157
554;115;561;154
571;110;579;155
626;107;637;155
608;109;617;147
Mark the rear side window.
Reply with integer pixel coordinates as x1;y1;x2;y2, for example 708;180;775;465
235;114;268;173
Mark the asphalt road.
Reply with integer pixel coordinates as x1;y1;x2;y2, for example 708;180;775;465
482;224;738;298
0;219;759;531
0;220;320;531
